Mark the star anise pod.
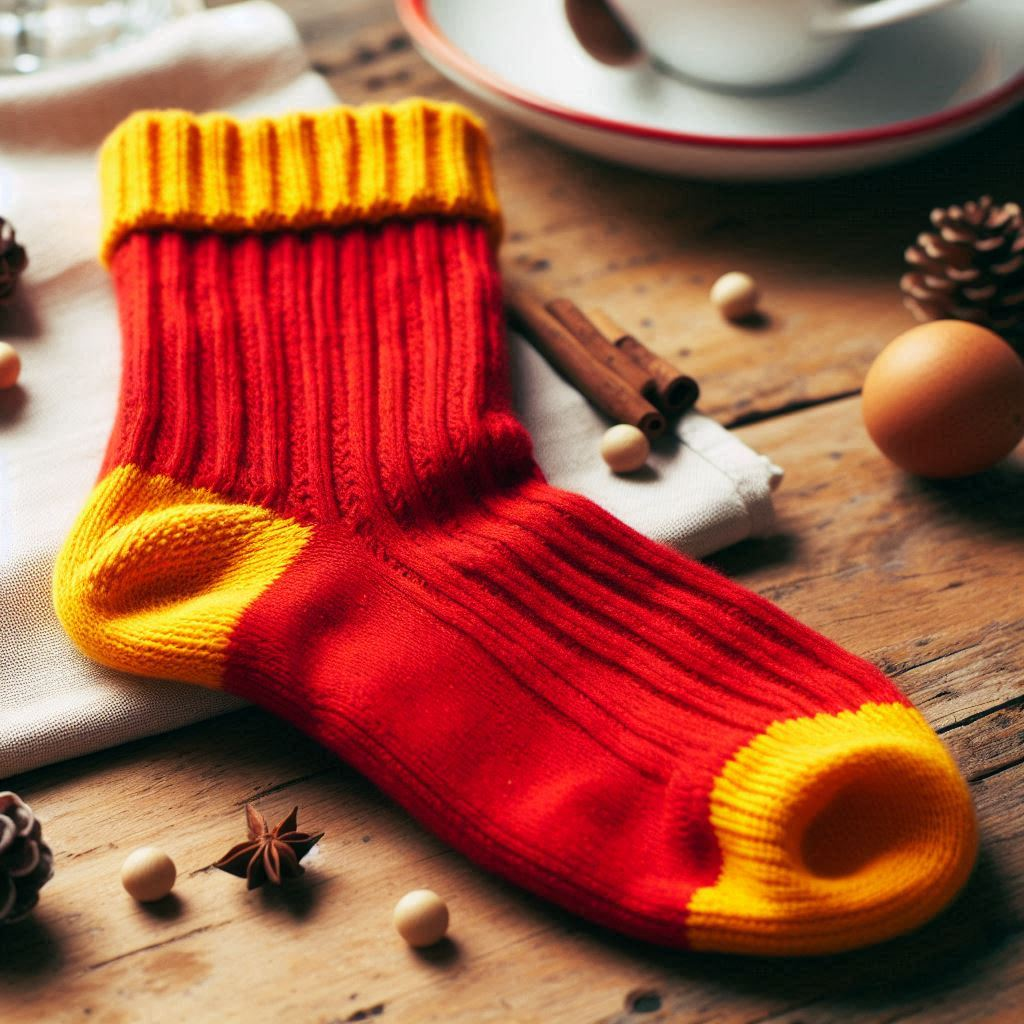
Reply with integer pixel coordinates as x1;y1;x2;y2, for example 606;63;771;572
213;804;323;890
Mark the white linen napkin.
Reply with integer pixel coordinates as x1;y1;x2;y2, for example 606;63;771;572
0;1;781;778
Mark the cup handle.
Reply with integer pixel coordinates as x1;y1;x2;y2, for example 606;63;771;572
812;0;961;37
564;0;642;66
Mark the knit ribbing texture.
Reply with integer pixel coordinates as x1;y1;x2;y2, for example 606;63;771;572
98;100;501;265
54;102;977;955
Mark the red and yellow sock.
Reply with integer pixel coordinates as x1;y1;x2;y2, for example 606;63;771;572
54;101;977;955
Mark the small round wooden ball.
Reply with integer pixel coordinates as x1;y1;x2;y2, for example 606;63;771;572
120;846;176;902
0;341;20;390
393;889;449;947
600;423;650;473
710;272;760;320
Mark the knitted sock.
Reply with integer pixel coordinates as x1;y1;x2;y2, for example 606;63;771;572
55;102;976;955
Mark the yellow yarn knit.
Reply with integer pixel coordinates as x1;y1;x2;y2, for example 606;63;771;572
54;466;310;686
685;702;977;954
98;100;502;264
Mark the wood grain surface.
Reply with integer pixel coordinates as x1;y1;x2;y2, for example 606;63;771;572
2;2;1023;1022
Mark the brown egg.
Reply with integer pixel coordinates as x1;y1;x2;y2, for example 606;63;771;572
862;321;1024;478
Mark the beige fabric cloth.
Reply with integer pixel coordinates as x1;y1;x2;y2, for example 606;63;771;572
0;1;781;779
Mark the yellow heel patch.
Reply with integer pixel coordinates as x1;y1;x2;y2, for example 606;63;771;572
53;465;311;686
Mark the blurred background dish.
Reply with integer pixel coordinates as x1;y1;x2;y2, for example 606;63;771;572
396;0;1024;180
0;0;192;74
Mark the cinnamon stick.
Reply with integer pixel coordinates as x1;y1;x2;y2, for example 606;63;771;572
543;297;657;401
504;277;666;438
588;309;700;413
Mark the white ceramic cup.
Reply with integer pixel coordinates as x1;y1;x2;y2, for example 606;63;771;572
596;0;963;90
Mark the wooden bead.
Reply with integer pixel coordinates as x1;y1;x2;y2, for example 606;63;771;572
0;341;20;390
393;889;449;947
600;424;650;473
120;846;176;902
711;272;760;320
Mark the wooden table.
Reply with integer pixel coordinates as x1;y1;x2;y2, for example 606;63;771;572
3;3;1023;1021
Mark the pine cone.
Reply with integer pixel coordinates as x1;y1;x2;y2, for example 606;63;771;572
0;792;54;924
0;217;27;305
901;196;1024;343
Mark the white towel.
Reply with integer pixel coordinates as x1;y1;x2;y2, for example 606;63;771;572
0;1;781;778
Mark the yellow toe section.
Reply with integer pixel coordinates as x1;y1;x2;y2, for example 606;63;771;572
53;465;311;686
686;702;977;955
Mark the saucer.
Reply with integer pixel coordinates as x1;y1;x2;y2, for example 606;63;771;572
396;0;1024;180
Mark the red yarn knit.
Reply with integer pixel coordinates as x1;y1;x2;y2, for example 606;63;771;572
68;217;975;953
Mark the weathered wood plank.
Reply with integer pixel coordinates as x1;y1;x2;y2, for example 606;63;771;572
727;397;1024;730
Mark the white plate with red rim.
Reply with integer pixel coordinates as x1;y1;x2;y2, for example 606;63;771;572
396;0;1024;181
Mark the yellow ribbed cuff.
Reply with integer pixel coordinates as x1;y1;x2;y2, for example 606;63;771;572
99;100;502;264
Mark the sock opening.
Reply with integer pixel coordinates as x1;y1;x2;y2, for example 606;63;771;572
794;755;934;880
